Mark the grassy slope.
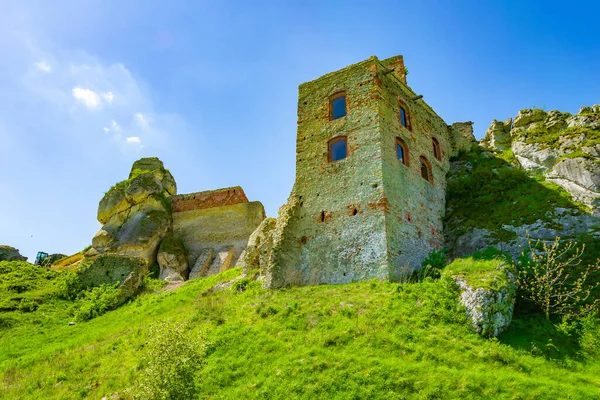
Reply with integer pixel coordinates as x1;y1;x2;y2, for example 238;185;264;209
1;265;599;399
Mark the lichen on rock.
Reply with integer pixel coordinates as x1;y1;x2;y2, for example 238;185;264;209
77;254;148;302
444;257;517;337
157;236;188;281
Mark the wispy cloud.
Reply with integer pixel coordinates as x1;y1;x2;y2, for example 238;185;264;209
126;136;141;144
72;87;102;108
135;112;149;129
34;61;51;72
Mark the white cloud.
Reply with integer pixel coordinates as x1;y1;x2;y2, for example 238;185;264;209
111;120;120;131
103;127;109;133
101;91;114;103
72;87;101;108
135;112;149;129
34;61;51;72
126;136;141;144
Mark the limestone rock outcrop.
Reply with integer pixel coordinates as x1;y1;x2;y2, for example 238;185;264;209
446;105;600;260
236;217;276;274
443;258;517;337
92;157;175;265
480;119;512;151
449;121;477;157
0;245;27;262
481;105;600;214
157;236;188;282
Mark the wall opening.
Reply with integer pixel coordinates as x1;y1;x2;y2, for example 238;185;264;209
330;92;347;120
328;136;348;162
395;137;410;166
432;137;442;161
419;156;433;184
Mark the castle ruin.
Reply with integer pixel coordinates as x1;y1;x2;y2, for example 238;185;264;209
82;55;475;290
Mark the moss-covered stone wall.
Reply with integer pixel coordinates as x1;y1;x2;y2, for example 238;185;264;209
379;57;451;279
267;55;452;287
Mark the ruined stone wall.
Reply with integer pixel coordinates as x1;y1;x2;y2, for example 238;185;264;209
172;187;265;267
378;62;451;278
268;58;389;288
265;55;452;288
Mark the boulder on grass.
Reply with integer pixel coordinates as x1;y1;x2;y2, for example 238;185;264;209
443;257;517;338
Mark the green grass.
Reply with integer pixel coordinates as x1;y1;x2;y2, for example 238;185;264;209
444;257;508;291
446;148;588;235
1;262;599;399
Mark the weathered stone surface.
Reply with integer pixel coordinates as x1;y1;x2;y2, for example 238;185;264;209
173;199;265;269
172;187;249;213
129;157;164;176
97;185;130;225
124;172;163;205
448;264;517;338
236;217;276;274
157;236;188;281
547;158;600;192
481;119;511;151
77;254;148;301
513;108;547;128
202;247;234;277
0;245;27;262
512;142;559;173
110;209;172;264
189;248;215;280
264;55;453;288
450;121;477;156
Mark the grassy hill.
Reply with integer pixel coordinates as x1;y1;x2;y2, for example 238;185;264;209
0;261;599;399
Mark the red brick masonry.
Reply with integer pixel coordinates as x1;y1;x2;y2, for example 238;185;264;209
171;186;248;213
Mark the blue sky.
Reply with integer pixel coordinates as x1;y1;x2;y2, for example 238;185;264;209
1;0;599;260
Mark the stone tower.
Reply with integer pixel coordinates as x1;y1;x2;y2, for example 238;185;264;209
263;55;454;288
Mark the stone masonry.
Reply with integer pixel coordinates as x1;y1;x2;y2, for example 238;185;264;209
246;55;470;288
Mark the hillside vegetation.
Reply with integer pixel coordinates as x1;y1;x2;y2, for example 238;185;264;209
1;261;599;399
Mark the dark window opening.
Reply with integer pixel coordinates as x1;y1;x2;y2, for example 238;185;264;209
352;208;358;216
330;94;347;120
395;137;409;166
432;137;442;161
329;136;348;162
399;99;411;131
420;156;433;184
400;107;407;127
320;211;326;222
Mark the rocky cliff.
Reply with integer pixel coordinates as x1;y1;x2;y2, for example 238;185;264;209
446;106;600;260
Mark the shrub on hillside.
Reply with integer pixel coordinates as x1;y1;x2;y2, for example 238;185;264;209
128;321;206;400
514;236;600;320
75;284;121;322
411;248;448;282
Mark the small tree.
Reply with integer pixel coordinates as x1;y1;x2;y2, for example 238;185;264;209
129;321;206;400
515;236;600;320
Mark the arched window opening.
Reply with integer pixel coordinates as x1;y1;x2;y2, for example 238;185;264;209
395;137;409;166
328;136;348;162
398;99;411;131
330;92;347;120
420;156;433;184
432;137;442;161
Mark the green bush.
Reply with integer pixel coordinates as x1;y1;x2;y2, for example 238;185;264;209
579;314;600;359
75;284;122;322
129;321;206;400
